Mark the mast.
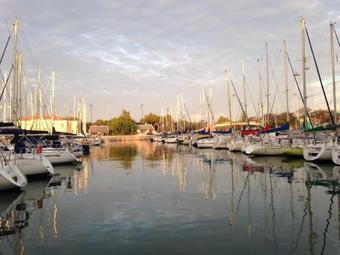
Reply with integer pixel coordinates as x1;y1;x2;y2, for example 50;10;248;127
330;22;336;124
50;71;55;116
265;42;270;125
257;59;264;126
12;19;18;124
82;98;87;133
241;59;248;124
283;40;289;123
3;73;6;122
301;17;307;128
17;52;22;125
225;69;232;125
50;71;55;132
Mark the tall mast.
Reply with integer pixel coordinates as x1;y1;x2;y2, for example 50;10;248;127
265;42;270;125
37;67;42;120
225;69;232;125
17;52;22;125
3;73;7;122
283;40;289;123
301;17;307;128
257;59;264;126
241;59;248;124
330;22;336;124
50;71;55;116
12;19;18;124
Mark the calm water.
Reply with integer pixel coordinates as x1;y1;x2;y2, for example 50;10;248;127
0;141;339;255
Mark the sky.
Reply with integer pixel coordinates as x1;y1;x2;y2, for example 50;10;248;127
0;0;339;121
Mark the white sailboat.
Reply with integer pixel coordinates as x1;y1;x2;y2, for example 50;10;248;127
228;135;244;152
197;137;215;148
301;18;335;162
163;136;178;143
244;135;285;156
39;148;78;165
329;23;340;165
15;153;54;176
304;140;333;161
213;135;229;149
2;148;54;176
0;162;27;190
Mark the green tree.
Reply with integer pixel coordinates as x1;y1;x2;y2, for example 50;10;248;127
216;116;230;124
94;119;108;125
141;113;161;126
108;110;137;135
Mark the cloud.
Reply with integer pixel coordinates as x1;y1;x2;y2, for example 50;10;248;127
0;0;339;120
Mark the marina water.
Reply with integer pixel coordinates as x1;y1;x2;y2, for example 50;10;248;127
0;141;339;254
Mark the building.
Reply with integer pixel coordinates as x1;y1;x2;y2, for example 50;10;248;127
137;123;156;135
89;125;110;135
19;116;80;134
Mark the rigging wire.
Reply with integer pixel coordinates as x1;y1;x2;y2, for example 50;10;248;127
305;26;334;125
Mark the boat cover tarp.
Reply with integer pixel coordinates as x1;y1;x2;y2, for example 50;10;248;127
213;129;232;134
304;124;336;132
259;122;289;134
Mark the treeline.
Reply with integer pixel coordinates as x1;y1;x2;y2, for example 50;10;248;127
93;110;137;135
90;108;333;135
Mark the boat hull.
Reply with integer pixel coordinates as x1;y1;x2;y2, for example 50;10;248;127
15;154;54;176
303;144;333;161
42;149;78;165
244;144;285;156
228;142;243;152
332;145;340;165
0;165;27;191
281;146;304;157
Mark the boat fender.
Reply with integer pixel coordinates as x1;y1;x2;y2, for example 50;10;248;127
36;144;43;154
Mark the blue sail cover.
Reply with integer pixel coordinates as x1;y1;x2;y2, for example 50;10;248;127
259;122;289;134
213;129;232;135
193;129;210;135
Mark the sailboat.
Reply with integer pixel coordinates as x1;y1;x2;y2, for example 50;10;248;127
330;23;340;165
14;152;54;176
39;147;78;165
0;159;27;190
302;18;335;162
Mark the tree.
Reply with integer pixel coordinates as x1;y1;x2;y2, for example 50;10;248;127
108;110;137;135
141;113;161;126
216;116;230;124
94;119;108;126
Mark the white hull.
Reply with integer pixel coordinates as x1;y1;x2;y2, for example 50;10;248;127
228;141;243;152
15;154;54;176
164;137;178;143
72;150;83;158
244;144;285;156
213;137;228;149
0;164;27;191
332;145;340;165
303;144;333;161
41;149;78;165
197;139;215;148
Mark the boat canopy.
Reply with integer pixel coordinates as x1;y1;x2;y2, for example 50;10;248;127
304;124;336;132
259;122;290;134
212;129;232;135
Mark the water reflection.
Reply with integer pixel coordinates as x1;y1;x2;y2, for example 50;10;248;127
0;163;87;254
0;141;339;255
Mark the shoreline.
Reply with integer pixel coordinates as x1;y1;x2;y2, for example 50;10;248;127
103;134;153;141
